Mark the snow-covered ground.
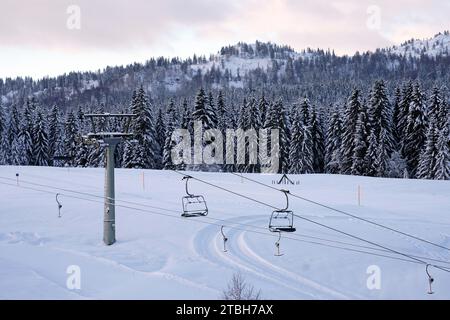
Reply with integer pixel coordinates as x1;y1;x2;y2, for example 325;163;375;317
1;166;450;300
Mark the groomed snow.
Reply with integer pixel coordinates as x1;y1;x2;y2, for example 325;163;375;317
1;166;450;299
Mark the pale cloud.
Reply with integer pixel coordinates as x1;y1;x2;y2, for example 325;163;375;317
0;0;447;78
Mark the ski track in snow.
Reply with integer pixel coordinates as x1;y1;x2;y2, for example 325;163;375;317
193;214;355;299
52;246;220;295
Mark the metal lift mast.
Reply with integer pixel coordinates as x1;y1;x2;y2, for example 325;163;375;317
82;113;136;245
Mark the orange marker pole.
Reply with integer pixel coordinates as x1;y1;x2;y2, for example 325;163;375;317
358;185;361;206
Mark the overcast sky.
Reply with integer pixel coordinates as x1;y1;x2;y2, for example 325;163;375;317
0;0;448;79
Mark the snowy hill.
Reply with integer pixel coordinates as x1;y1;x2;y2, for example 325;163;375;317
1;166;450;299
383;31;450;58
1;31;449;109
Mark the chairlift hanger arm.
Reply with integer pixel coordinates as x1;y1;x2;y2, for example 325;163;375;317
182;175;194;196
280;189;290;211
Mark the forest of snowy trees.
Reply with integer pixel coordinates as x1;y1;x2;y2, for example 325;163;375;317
0;79;448;180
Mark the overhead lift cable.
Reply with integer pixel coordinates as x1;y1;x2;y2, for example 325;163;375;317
170;170;450;274
2;179;450;271
230;172;450;252
2;174;450;268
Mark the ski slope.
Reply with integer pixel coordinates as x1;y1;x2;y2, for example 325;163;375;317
1;166;450;299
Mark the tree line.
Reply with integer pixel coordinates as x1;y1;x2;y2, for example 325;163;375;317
0;80;448;180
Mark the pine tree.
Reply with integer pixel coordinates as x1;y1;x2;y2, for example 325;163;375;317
403;82;428;177
206;91;218;129
351;110;368;176
77;106;85;133
191;89;219;170
47;105;61;166
33;111;49;166
341;90;362;174
130;87;160;169
364;129;378;176
21;100;36;165
192;88;217;129
75;143;90;167
417;117;438;179
181;98;192;132
163;99;180;170
122;139;143;169
325;110;342;174
392;86;402;146
428;87;442;123
299;98;311;126
428;86;448;130
374;128;390;177
264;99;290;173
217;91;227;133
309;106;325;172
0;103;5;165
433;126;450;180
368;80;394;155
241;97;261;173
258;94;268;126
155;107;167;168
289;109;313;174
7;105;22;165
64;111;79;167
398;81;413;146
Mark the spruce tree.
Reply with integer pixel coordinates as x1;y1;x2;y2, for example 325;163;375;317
351;110;368;176
47;105;61;166
130;87;160;169
258;94;268;126
181;98;192;132
22;100;35;165
33;111;49;166
0;103;5;164
217;91;227;133
417;117;438;179
368;80;393;155
392;86;402;146
122;139;143;169
192;88;217;129
325;110;342;174
242;97;261;173
374;128;390;177
403;82;428;177
163;99;180;170
341;90;362;174
64;111;79;167
264;99;290;173
7;105;22;165
155;107;167;168
398;81;414;147
364;129;378;176
289;109;313;174
433;126;450;180
299;98;311;126
309;106;325;172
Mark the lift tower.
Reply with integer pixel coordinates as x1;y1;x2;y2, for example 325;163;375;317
82;113;136;245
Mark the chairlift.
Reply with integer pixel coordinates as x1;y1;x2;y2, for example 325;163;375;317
269;189;296;233
274;231;284;256
426;264;434;294
221;226;228;252
56;193;62;218
181;176;208;218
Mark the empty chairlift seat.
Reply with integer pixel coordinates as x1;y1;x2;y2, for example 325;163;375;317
181;176;208;217
269;190;296;233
